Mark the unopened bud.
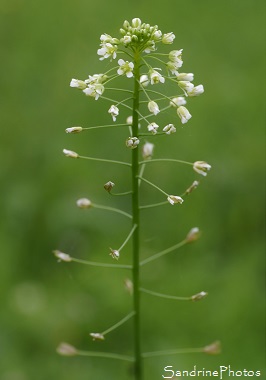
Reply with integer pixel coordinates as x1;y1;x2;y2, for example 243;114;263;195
186;227;201;242
104;181;115;193
124;278;133;295
191;291;208;301
203;341;221;355
65;126;83;134
142;142;154;160
185;180;199;194
63;149;79;158
57;342;78;356
53;250;72;262
76;198;92;209
90;333;105;341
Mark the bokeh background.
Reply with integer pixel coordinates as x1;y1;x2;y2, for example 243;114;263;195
0;0;265;379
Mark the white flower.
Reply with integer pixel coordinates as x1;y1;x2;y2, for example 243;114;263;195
144;41;156;53
186;227;201;242
109;248;120;260
149;69;165;85
176;73;194;82
126;137;139;149
85;73;107;84
83;84;105;100
178;81;194;94
97;42;118;61
53;250;72;262
108;105;119;121
167;195;184;205
63;149;79;158
163;124;176;134
147;122;159;135
166;61;181;75
169;49;183;67
162;32;175;44
65;126;83;134
76;198;92;208
148;101;160;115
140;74;149;87
90;333;105;341
177;106;192;124
170;97;186;107
142;142;154;160
187;84;204;97
193;161;211;176
117;59;134;78
70;79;87;89
100;33;119;44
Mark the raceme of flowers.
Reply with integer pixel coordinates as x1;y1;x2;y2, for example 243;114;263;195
69;18;204;136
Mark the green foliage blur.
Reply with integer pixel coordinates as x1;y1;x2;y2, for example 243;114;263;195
0;0;265;379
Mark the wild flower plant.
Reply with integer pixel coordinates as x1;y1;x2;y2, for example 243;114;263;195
54;18;219;379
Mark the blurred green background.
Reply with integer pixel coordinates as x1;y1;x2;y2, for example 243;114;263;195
0;0;265;379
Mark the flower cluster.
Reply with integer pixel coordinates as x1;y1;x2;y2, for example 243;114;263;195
69;17;204;144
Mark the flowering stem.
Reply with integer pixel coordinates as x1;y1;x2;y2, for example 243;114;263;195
132;49;142;380
79;155;131;167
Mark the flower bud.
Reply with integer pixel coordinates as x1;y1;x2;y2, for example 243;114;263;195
162;32;175;44
170;97;186;107
63;149;79;158
203;341;221;355
187;84;204;97
126;137;139;149
148;100;160;115
132;18;142;28
53;250;72;262
76;198;92;208
178;81;194;93
124;278;133;295
70;79;87;89
193;161;211;176
57;342;78;356
90;333;105;341
142;142;154;160
167;195;184;205
191;291;208;301
104;181;115;192
177;106;192;124
186;227;201;242
176;73;194;82
140;74;149;87
185;180;199;194
65;126;83;134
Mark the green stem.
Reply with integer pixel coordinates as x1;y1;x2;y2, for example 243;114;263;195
77;350;134;362
101;311;135;336
132;50;142;380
